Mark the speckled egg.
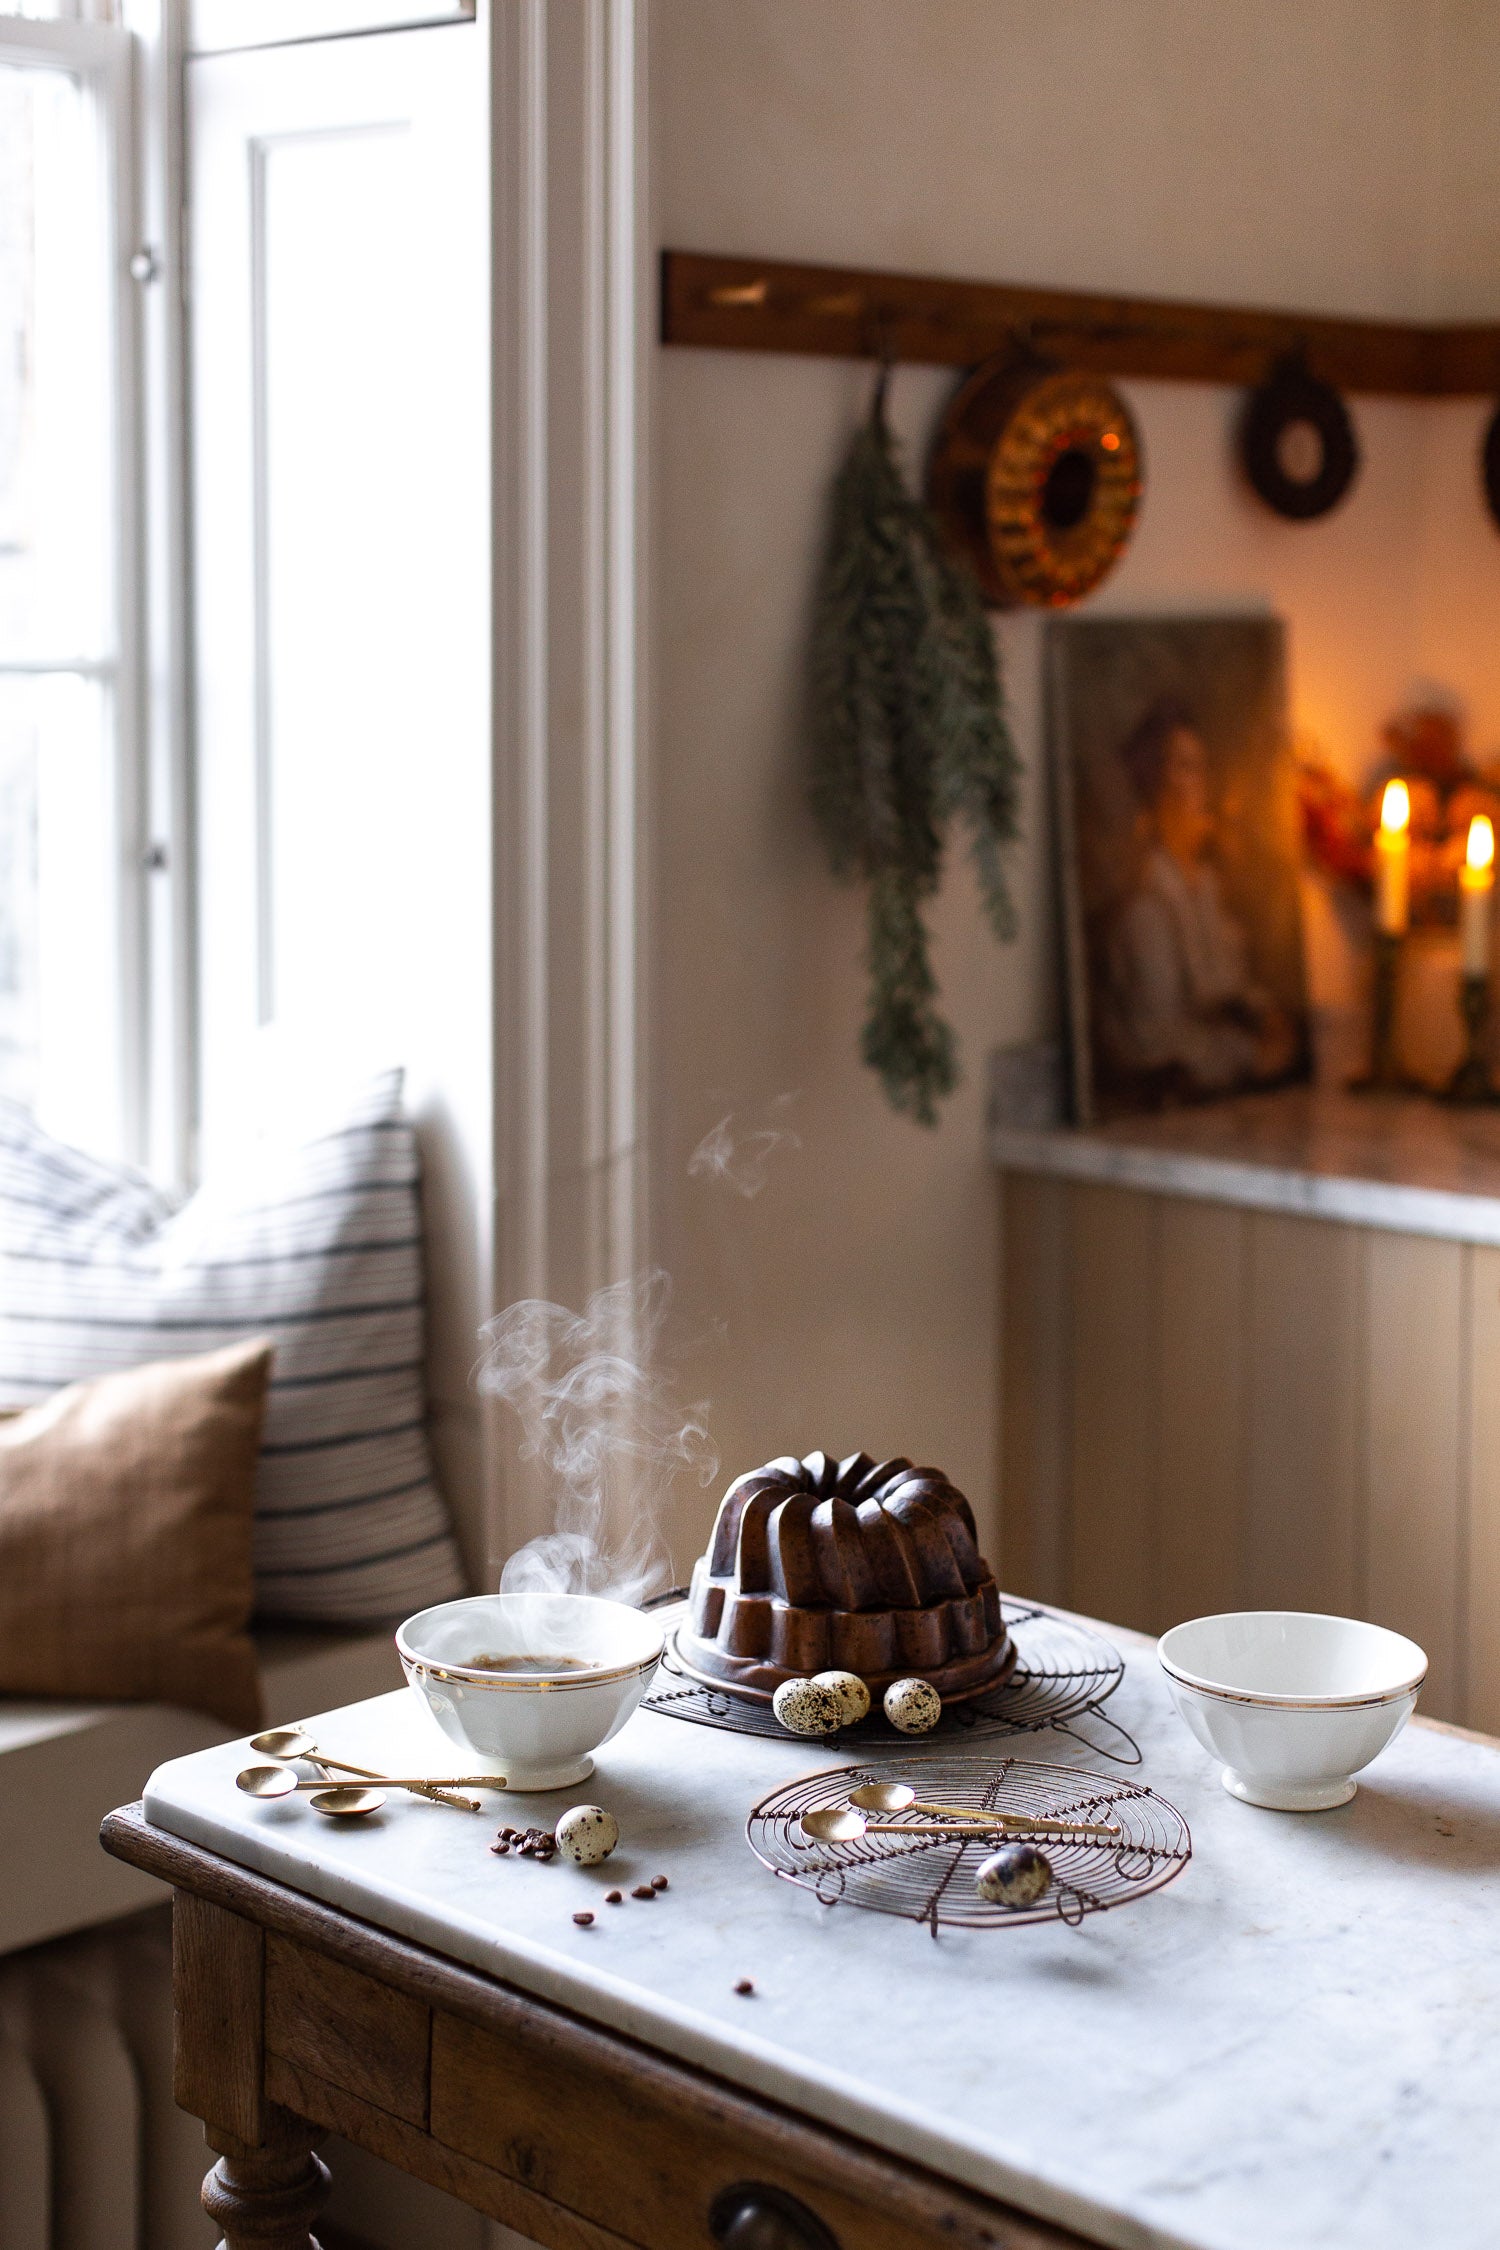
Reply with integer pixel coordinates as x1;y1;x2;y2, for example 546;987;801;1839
882;1677;942;1734
772;1677;844;1736
812;1670;870;1726
555;1805;619;1866
975;1842;1052;1907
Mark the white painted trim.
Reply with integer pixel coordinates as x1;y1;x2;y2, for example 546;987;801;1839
123;0;197;1187
187;0;473;57
0;14;120;61
488;0;651;1573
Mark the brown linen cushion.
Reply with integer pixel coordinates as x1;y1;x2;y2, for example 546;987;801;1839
0;1337;272;1728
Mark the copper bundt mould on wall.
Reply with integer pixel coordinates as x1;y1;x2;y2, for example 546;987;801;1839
676;1449;1017;1704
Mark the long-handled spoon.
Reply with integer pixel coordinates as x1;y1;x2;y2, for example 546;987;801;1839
800;1805;1123;1847
239;1757;476;1813
251;1726;507;1785
849;1781;1121;1837
237;1764;487;1810
245;1729;501;1812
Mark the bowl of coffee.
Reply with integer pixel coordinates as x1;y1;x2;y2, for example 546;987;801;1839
396;1592;665;1791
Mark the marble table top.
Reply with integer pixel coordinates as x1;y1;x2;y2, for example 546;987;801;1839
141;1631;1500;2250
992;1082;1500;1242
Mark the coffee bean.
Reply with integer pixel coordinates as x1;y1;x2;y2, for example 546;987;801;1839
605;1889;623;1904
573;1911;594;1927
734;1979;754;1996
651;1875;669;1890
631;1885;655;1900
491;1842;510;1856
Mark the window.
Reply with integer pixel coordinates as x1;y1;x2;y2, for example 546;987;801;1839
0;12;138;1162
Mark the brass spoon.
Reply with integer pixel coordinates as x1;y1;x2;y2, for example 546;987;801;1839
249;1727;326;1760
849;1782;1121;1838
236;1764;491;1803
309;1786;387;1819
800;1805;1123;1847
246;1729;493;1812
237;1763;303;1799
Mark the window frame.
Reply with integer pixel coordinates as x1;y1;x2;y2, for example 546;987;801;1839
0;8;149;1166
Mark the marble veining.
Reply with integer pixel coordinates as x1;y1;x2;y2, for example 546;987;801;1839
993;1082;1500;1243
141;1636;1500;2250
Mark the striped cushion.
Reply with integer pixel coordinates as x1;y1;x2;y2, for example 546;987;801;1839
0;1072;467;1623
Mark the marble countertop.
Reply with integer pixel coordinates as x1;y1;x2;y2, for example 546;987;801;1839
140;1630;1500;2250
992;1082;1500;1242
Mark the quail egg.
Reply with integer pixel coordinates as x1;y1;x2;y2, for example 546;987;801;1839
882;1676;942;1734
812;1669;870;1726
772;1677;844;1736
975;1842;1052;1907
555;1804;619;1866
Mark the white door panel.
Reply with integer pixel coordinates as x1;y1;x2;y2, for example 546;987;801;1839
189;23;490;1571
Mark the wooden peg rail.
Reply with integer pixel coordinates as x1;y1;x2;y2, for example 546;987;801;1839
662;249;1500;399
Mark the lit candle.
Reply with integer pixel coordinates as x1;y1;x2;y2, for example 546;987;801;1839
1375;779;1411;935
1461;812;1494;976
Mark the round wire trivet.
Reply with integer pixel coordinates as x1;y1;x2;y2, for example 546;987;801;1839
642;1594;1137;1762
747;1755;1190;1935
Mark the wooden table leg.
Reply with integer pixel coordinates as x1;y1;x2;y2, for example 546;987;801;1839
201;2106;331;2250
172;1893;331;2246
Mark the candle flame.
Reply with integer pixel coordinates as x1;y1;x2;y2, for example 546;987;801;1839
1468;813;1495;872
1381;779;1411;835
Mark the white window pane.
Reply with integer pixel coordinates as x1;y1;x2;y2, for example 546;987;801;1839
0;55;114;663
0;673;121;1150
0;687;38;1105
0;8;109;27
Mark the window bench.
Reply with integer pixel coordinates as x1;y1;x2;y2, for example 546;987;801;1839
0;1627;402;1957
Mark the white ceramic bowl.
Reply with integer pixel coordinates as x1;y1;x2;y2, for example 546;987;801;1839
397;1592;664;1792
1158;1610;1426;1810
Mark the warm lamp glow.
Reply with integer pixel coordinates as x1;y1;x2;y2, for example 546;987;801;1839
1381;779;1411;835
1468;814;1495;873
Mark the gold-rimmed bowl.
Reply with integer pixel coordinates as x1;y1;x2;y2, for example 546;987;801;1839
1159;1611;1427;1811
396;1592;664;1791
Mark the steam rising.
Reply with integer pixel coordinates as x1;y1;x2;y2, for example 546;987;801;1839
478;1271;717;1605
688;1096;801;1199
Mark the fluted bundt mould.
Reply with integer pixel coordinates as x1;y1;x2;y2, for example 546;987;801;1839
676;1449;1015;1703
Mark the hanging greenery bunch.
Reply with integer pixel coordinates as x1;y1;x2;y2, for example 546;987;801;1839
808;373;1020;1125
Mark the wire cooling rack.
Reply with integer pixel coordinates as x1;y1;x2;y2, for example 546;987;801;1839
642;1594;1138;1762
747;1754;1190;1934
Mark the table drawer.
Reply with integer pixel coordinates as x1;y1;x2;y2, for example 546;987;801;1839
254;1924;1088;2250
429;2006;1073;2250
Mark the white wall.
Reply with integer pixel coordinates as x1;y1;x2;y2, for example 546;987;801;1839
648;0;1500;1572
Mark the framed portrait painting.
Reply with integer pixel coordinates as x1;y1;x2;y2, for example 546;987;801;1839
1047;614;1311;1123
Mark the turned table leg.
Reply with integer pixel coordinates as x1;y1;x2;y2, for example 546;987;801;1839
171;1894;331;2248
202;2109;330;2250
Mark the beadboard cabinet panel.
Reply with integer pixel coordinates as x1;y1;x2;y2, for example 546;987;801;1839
998;1174;1071;1606
1067;1187;1159;1634
1157;1202;1247;1635
1464;1246;1500;1734
1244;1212;1364;1618
1363;1233;1465;1717
999;1170;1480;1726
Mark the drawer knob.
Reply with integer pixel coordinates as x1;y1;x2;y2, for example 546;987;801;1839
708;2181;842;2250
